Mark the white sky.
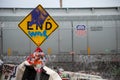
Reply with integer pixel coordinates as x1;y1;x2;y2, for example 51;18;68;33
0;0;120;8
63;0;120;8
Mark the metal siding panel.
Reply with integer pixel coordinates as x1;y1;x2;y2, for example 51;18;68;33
117;21;120;52
59;21;72;52
89;21;116;54
73;21;87;54
3;22;30;56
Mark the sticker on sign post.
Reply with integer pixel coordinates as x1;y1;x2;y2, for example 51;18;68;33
18;4;59;46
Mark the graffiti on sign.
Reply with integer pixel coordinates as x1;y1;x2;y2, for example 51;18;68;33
18;4;59;46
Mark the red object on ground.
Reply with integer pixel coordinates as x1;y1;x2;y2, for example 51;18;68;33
62;78;69;80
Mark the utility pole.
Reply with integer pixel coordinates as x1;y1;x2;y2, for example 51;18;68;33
60;0;62;8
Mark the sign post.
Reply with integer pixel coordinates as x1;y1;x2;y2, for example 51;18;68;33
18;4;59;80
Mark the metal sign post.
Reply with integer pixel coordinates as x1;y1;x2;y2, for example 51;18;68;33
18;4;59;80
36;72;40;80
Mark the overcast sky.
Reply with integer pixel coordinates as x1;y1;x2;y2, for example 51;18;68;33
0;0;120;8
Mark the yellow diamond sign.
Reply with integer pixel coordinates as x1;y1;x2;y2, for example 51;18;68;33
18;4;59;46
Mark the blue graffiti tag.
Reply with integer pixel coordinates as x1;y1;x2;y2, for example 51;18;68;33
9;66;17;80
28;30;48;39
28;8;49;28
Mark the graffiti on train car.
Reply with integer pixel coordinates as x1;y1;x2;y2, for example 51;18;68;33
2;64;17;80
